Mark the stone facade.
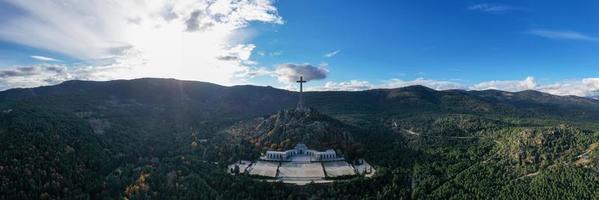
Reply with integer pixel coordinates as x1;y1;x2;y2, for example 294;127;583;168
261;143;341;162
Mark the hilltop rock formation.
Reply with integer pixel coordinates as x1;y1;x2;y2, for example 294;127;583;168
226;108;360;157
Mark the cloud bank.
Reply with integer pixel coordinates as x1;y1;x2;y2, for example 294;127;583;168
313;80;372;91
311;78;465;91
310;76;599;98
0;64;126;90
471;76;537;91
0;0;283;88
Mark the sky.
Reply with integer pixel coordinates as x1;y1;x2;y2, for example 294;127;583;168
0;0;598;97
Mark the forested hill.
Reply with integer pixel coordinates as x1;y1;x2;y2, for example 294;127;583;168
0;79;297;120
1;78;598;199
1;78;598;121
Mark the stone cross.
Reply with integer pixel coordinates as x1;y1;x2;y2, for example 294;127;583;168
296;76;306;110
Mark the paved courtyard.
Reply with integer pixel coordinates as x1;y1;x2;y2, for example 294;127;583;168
278;162;325;178
248;161;279;177
323;161;356;177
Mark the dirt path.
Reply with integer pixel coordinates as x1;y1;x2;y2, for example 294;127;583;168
401;129;479;139
516;171;539;180
405;129;420;135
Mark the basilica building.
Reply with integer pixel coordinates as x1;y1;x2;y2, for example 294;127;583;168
261;143;341;162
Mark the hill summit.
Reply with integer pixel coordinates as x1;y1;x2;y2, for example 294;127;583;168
227;108;360;157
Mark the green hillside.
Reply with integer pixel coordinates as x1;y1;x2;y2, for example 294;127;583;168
226;108;360;158
0;78;598;199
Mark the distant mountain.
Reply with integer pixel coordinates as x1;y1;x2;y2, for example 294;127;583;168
0;78;297;120
1;78;599;122
306;85;599;122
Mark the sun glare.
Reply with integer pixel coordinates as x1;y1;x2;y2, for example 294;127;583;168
110;1;259;85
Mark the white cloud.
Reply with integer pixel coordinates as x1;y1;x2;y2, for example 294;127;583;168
274;63;328;84
471;76;537;91
471;76;599;97
310;80;372;91
30;55;61;62
527;29;599;42
383;78;464;90
468;3;522;13
538;78;599;97
324;50;340;58
583;78;599;89
0;65;67;90
0;0;283;88
0;64;125;90
0;1;132;59
311;78;463;91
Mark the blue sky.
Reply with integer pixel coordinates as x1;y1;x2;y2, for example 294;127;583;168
250;0;599;87
0;0;598;96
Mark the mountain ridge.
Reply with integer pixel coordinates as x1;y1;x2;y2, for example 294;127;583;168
2;78;598;101
1;78;598;122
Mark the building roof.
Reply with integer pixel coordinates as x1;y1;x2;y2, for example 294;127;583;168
266;150;287;154
295;143;307;149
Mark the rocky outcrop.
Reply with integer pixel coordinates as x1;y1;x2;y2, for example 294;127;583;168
226;108;358;155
